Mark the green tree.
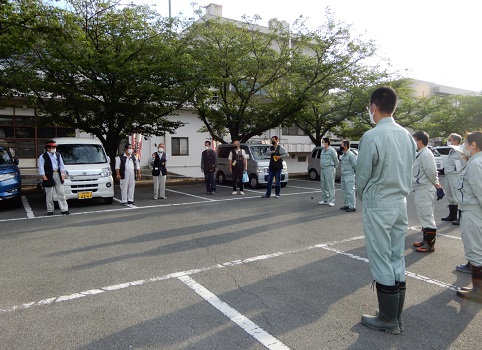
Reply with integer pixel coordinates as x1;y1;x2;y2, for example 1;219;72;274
413;94;482;139
188;11;382;144
5;0;199;164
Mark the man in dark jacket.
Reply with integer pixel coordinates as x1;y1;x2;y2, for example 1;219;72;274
201;141;218;195
261;136;288;198
151;143;167;199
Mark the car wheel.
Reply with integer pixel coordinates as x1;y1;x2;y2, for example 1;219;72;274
104;197;114;204
308;169;319;181
216;171;225;184
249;175;259;188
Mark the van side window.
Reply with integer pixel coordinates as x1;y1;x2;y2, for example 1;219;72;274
218;146;234;159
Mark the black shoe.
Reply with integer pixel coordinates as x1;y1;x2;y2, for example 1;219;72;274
127;201;135;205
345;208;356;212
46;212;54;216
456;262;471;274
61;211;70;215
340;206;348;210
261;195;270;198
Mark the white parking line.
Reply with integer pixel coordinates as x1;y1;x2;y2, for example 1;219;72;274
179;276;290;350
166;188;215;201
0;235;460;314
113;197;136;208
21;196;35;219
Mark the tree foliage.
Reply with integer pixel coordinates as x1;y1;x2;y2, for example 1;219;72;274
188;12;389;144
2;0;200;162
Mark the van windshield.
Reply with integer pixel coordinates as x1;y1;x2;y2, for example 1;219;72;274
249;145;271;160
57;144;107;165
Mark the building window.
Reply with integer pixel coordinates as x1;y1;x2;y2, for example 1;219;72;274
172;137;189;156
282;124;306;136
298;156;307;162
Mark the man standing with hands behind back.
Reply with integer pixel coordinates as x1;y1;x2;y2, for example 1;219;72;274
116;143;141;205
38;140;70;216
151;143;167;200
201;140;218;195
356;87;416;335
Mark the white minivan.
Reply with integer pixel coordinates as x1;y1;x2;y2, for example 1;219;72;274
53;137;114;204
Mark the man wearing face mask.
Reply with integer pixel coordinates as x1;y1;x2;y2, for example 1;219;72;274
456;131;482;303
356;87;416;335
228;140;248;195
443;133;465;225
411;131;441;253
201;140;218;195
151;143;167;200
38;140;69;215
339;140;357;212
318;137;339;206
261;136;288;198
115;143;141;205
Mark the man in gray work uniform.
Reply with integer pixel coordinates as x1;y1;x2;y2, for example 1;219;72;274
411;131;441;253
356;87;416;335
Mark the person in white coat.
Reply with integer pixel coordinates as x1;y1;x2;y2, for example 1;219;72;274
356;87;416;335
115;144;141;205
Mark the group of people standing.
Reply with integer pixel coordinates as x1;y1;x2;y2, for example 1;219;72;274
353;86;482;336
317;138;357;212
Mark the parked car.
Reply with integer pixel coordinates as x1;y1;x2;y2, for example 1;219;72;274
0;146;22;207
428;146;444;173
53;137;114;204
433;146;452;174
216;143;289;188
308;146;358;181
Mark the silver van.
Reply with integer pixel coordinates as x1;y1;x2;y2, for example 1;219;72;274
307;145;358;181
216;143;289;188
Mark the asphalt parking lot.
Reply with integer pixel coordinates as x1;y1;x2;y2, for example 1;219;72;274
0;175;481;350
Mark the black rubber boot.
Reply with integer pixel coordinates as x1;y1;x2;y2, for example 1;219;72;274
457;265;482;303
452;210;462;225
413;228;426;247
442;205;458;221
361;283;400;335
397;282;406;332
416;228;436;253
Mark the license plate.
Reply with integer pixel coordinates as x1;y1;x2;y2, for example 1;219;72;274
78;192;93;199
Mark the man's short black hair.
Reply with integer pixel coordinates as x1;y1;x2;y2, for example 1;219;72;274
413;131;429;146
205;140;211;145
271;136;279;141
466;131;482;150
124;143;131;150
343;140;350;148
370;87;397;115
322;137;330;145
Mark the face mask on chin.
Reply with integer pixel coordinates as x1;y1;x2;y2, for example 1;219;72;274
271;141;276;146
205;146;210;150
49;148;56;154
158;148;164;153
127;149;133;155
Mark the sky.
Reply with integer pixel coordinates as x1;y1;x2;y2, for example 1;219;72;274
132;0;482;93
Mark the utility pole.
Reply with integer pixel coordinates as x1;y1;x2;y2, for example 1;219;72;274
168;0;171;18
